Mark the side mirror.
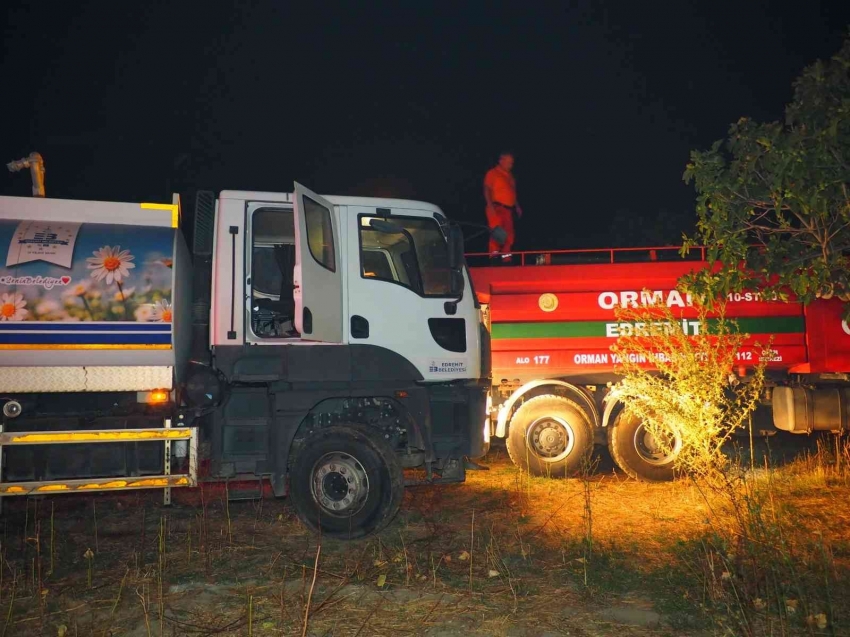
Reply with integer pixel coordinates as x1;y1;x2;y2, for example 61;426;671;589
448;224;465;270
490;225;508;245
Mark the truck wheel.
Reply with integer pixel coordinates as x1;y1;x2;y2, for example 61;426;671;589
506;395;594;477
608;411;680;482
289;425;404;540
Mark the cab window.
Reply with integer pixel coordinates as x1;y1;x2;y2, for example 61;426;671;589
250;208;299;338
359;215;452;297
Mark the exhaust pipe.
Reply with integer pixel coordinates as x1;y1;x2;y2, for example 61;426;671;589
7;152;45;197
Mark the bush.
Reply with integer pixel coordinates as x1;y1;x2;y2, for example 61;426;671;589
607;299;767;478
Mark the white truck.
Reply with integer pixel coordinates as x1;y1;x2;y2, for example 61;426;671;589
0;183;489;538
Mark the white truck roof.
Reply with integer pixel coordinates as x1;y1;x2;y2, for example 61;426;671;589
0;191;446;231
219;190;446;215
0;195;179;228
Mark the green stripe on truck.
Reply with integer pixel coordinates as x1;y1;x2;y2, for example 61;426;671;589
490;316;805;339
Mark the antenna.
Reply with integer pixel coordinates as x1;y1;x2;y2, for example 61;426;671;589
7;152;45;197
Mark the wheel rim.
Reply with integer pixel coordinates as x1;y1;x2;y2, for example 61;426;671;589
310;452;370;517
633;423;681;466
526;416;575;463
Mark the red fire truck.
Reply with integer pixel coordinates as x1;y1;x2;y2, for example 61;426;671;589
468;247;850;481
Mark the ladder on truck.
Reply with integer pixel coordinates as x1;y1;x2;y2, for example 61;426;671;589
0;420;198;506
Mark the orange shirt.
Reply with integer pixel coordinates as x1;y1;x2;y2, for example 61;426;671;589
484;167;516;206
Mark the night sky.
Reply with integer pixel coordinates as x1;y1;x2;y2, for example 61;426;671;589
2;1;849;254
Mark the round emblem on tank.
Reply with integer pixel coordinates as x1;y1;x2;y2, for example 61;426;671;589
538;293;558;312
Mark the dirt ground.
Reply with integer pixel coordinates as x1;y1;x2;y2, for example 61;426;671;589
0;436;847;637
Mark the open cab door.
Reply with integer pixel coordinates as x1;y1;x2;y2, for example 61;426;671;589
293;182;343;342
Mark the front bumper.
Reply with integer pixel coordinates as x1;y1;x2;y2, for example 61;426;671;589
425;379;489;460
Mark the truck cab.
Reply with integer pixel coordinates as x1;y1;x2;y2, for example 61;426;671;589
190;184;490;537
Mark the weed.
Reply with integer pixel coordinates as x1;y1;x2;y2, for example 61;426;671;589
83;548;93;590
247;588;253;636
135;583;151;637
610;301;767;478
469;508;474;592
224;481;232;545
1;568;15;637
48;503;54;578
678;439;850;635
92;500;98;554
302;543;321;637
157;515;165;637
111;567;129;617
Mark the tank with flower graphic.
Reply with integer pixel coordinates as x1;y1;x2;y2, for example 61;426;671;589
0;219;175;346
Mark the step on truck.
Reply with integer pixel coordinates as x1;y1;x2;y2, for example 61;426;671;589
0;184;489;538
468;247;850;481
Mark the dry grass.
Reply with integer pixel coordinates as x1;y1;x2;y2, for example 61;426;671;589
0;436;847;636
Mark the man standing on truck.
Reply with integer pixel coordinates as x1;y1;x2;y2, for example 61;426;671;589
484;151;522;263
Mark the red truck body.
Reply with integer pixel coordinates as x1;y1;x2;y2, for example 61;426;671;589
469;248;850;382
466;247;850;482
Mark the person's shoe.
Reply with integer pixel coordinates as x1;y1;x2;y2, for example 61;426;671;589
464;457;490;471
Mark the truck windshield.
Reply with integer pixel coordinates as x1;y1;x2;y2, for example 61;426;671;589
359;215;452;297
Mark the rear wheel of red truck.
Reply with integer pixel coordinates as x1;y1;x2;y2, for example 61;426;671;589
608;411;680;482
506;395;594;477
289;425;404;540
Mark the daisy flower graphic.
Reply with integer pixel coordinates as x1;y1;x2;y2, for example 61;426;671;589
35;299;62;317
62;280;91;299
151;299;172;323
87;246;135;285
134;305;154;322
61;279;95;319
0;293;27;321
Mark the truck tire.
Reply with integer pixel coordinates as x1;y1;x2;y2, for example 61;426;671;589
506;395;594;477
608;411;680;482
289;425;404;540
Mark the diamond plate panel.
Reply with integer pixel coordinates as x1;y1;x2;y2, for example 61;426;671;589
85;367;173;391
0;366;173;392
0;367;87;392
